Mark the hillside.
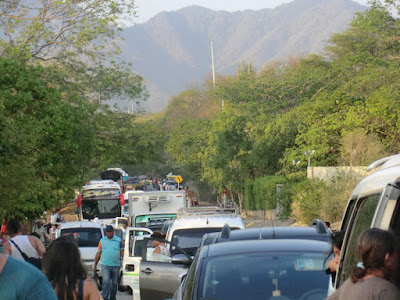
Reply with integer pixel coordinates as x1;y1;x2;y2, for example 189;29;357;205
117;0;366;112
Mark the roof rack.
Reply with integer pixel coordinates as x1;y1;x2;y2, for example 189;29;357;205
177;206;238;218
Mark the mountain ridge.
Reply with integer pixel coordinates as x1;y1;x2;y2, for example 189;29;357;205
119;0;367;112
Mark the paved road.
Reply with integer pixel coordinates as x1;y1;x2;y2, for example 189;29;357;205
116;291;132;299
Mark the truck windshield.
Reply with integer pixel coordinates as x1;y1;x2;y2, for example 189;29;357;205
135;214;177;231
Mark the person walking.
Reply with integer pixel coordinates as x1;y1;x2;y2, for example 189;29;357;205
2;218;45;268
43;236;102;300
94;225;123;300
0;253;57;300
327;228;400;300
32;221;49;245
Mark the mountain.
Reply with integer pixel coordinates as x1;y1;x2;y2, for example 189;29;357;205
120;0;367;112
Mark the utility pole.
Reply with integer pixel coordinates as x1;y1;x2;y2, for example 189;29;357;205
211;41;216;90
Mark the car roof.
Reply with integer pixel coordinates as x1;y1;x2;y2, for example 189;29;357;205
200;219;330;246
59;221;103;229
219;226;329;241
202;239;331;258
168;216;245;232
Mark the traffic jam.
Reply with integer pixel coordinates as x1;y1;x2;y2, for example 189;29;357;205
3;154;394;300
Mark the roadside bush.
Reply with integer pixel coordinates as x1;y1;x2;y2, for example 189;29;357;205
291;178;326;224
243;180;255;210
244;176;287;210
277;172;305;220
319;171;362;223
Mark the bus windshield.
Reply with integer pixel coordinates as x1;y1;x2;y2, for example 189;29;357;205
82;199;121;219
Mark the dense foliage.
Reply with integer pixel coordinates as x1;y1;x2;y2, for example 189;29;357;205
0;1;155;220
161;2;400;223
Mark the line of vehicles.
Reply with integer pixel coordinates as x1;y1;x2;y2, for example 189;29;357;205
64;154;400;299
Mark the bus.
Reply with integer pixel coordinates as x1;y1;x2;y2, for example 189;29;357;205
78;180;125;225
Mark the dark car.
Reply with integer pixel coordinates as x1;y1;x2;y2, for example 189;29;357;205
200;219;331;247
172;239;331;300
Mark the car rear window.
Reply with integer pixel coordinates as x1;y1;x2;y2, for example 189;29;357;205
60;227;102;247
171;227;240;256
198;251;329;300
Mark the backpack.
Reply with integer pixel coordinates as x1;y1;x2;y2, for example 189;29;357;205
10;239;42;269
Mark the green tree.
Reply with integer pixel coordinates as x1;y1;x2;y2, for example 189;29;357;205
0;57;98;219
0;0;146;106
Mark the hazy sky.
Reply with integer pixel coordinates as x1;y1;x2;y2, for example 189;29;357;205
134;0;369;23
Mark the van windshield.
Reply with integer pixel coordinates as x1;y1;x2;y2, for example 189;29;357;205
60;228;102;247
171;227;240;256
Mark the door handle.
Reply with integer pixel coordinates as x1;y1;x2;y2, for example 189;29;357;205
141;268;153;274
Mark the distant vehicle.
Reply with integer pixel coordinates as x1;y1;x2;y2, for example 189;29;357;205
109;217;128;229
123;176;144;191
56;221;104;289
172;239;331;300
333;154;400;294
79;180;124;225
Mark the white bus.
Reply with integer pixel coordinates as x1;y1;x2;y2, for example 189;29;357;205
79;180;124;225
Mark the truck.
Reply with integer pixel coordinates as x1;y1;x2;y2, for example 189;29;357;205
126;190;187;228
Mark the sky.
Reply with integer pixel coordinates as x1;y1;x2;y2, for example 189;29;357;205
134;0;370;23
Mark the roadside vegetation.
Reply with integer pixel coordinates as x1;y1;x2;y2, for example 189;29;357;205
1;1;400;225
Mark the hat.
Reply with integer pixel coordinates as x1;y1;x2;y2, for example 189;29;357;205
105;225;114;232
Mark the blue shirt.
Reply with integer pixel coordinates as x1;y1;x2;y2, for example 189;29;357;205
98;235;123;267
0;255;57;300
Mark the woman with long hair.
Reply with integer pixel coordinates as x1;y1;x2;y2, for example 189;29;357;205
327;228;400;300
43;236;102;300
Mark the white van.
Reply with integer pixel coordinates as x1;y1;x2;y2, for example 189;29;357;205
333;154;400;293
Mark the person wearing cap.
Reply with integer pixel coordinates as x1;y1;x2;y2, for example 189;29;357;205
94;225;124;300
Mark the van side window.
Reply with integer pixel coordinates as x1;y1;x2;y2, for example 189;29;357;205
389;196;400;238
341;199;356;231
338;194;381;285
